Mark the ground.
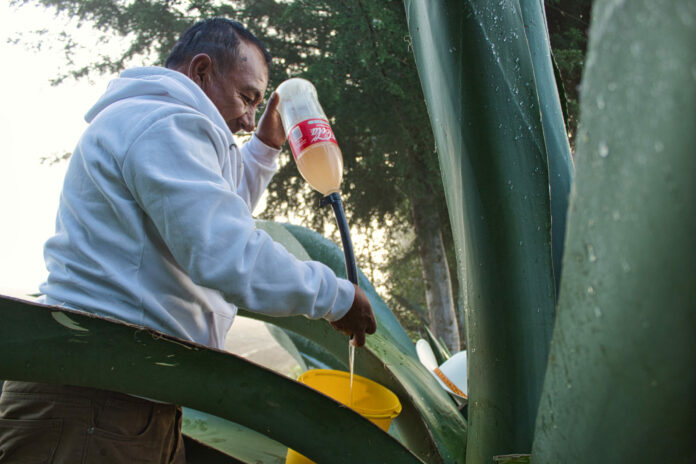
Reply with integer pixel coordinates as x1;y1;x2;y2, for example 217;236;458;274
225;316;299;377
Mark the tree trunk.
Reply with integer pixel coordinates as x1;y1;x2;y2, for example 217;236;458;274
410;190;460;353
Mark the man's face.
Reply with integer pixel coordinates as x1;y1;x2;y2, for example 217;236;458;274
204;41;269;134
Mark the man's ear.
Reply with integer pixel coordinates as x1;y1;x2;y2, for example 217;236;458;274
187;53;214;88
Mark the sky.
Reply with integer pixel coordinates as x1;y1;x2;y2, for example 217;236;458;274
0;3;113;297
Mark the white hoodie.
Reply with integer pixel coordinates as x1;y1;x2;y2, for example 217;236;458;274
40;67;354;349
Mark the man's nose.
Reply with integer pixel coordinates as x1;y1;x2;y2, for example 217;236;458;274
239;108;256;132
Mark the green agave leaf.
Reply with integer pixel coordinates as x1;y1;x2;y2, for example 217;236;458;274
255;220;312;261
533;1;696;462
423;324;451;366
550;53;570;137
493;454;531;464
182;407;286;464
518;0;574;294
240;222;468;463
403;0;558;460
0;295;422;464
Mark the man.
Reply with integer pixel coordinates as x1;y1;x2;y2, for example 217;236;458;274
0;18;376;463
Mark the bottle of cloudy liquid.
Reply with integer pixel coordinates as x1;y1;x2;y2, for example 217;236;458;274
275;78;343;196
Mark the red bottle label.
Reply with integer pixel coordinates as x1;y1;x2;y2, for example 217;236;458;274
287;118;338;159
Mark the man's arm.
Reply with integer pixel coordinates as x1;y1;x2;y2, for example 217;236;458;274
237;135;280;210
121;113;375;344
237;92;285;210
251;93;377;345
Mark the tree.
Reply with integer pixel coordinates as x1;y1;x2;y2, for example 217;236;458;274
545;0;593;147
15;0;463;352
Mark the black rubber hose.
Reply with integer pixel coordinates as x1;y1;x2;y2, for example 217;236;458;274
320;192;358;285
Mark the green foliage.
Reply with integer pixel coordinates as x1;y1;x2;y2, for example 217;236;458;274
369;223;429;341
11;0;189;83
544;0;593;146
182;407;287;463
533;0;696;461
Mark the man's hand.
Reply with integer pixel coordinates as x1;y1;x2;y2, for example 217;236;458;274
330;284;377;347
255;92;286;149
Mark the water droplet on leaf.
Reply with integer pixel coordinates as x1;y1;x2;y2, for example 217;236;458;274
596;95;606;109
587;244;597;262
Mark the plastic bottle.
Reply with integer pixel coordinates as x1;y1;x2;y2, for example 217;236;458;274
275;78;344;196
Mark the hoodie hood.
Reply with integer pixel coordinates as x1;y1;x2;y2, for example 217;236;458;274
85;67;234;142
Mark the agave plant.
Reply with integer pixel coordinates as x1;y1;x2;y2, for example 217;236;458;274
404;0;694;462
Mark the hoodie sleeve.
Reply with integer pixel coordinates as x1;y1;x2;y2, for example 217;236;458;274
120;112;354;322
237;133;281;211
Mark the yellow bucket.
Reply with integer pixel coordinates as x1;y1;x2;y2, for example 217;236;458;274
285;369;402;464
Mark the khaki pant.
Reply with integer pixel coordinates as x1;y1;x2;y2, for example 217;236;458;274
0;381;185;463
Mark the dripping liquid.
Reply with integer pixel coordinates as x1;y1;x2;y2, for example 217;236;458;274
349;341;355;407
